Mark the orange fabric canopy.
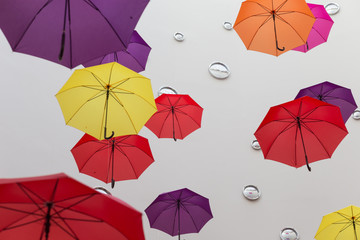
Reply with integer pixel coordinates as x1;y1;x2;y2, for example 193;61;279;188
234;0;315;56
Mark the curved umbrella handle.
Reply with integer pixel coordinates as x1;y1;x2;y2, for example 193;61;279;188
104;127;115;140
276;44;285;51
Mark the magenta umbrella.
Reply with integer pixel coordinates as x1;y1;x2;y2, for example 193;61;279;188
292;3;334;53
82;31;151;72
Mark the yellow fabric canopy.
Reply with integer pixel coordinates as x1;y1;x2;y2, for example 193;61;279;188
315;205;360;240
56;62;157;140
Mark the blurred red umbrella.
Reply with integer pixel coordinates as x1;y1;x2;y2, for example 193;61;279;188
71;134;154;188
254;96;348;171
0;173;145;240
145;94;203;141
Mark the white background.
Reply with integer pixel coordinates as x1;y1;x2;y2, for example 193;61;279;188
0;0;359;239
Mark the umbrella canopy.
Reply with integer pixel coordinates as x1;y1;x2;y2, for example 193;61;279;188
145;188;213;240
254;96;348;171
145;94;203;141
292;3;334;52
0;0;149;69
295;81;357;123
71;133;154;188
56;62;157;140
82;31;151;73
233;0;315;56
315;205;360;240
0;173;145;240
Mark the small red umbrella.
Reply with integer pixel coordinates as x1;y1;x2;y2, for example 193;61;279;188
0;173;145;240
145;94;203;141
71;134;154;188
254;96;348;171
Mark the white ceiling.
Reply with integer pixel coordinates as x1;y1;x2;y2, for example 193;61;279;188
0;0;359;239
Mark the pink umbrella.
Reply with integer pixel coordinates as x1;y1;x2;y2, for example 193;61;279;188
292;3;334;53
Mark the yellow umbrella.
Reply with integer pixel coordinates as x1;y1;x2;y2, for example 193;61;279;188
56;62;157;140
315;205;360;240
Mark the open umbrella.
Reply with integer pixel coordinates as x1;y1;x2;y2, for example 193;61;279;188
56;62;157;140
145;94;203;141
145;188;213;240
82;31;151;73
295;81;357;123
0;173;145;240
233;0;315;56
71;133;154;188
292;3;334;52
315;205;360;240
0;0;149;69
254;96;348;171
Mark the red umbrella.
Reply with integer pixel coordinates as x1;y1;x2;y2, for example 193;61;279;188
71;134;154;188
145;94;203;141
0;173;145;240
254;96;348;171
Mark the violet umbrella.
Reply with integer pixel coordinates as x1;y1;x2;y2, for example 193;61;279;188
83;31;151;72
145;188;213;240
292;3;334;52
295;81;357;123
0;0;149;69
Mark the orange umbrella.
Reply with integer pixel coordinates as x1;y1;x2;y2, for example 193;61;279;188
234;0;316;56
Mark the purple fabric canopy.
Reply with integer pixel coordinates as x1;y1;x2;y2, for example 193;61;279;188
292;3;334;52
82;30;151;72
0;0;149;69
145;188;213;239
295;81;358;123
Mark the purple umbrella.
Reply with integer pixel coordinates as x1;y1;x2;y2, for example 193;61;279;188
82;31;151;72
145;188;213;240
0;0;149;69
295;81;357;123
292;3;334;52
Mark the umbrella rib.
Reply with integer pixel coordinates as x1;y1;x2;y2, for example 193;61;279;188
179;204;201;233
157;110;173;137
17;183;47;214
173;111;184;139
262;122;297;158
175;108;202;127
108;92;139;133
274;14;307;43
246;16;273;50
78;144;110;171
274;0;288;11
242;1;271;12
88;72;107;87
114;144;139;178
3;216;45;231
52;194;97;216
66;91;106;124
148;202;178;226
51;207;81;239
299;121;331;157
80;0;127;48
13;0;54;50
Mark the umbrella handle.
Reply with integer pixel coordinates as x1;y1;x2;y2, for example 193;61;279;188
276;42;285;51
104;127;115;139
111;179;115;188
58;31;65;61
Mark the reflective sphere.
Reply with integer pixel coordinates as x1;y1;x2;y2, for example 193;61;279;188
280;228;299;240
251;140;261;150
325;3;340;15
243;185;261;200
353;109;360;120
223;22;233;30
208;62;230;79
158;86;178;96
174;32;185;41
